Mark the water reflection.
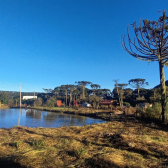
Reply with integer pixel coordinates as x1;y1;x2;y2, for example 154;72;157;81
18;108;21;126
26;109;41;119
0;108;105;128
43;112;58;122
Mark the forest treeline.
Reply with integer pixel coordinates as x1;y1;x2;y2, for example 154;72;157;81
0;79;168;110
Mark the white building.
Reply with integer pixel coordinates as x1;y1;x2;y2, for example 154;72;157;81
23;96;37;100
82;102;92;107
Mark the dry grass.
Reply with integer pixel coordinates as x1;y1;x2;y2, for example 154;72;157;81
0;121;168;168
0;105;9;109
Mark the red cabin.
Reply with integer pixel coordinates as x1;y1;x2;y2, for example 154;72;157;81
73;100;78;107
57;100;62;107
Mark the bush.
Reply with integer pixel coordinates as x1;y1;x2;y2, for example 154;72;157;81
46;97;56;108
123;102;130;107
145;107;157;118
34;98;43;107
144;103;165;119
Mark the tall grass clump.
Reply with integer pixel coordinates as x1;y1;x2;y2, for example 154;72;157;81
33;139;45;149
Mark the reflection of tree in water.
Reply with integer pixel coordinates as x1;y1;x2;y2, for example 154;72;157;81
75;115;86;125
62;114;86;127
26;109;41;119
18;108;21;126
69;115;75;126
43;112;58;122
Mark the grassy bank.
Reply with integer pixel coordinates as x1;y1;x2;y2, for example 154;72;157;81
0;105;9;109
29;106;168;124
0;121;168;168
29;106;132;121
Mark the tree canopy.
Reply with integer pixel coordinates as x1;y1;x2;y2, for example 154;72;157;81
128;78;148;98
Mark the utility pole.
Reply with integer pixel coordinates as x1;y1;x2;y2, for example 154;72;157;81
20;84;21;107
34;91;35;98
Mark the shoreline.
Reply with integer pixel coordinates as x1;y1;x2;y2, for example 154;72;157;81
25;106;131;122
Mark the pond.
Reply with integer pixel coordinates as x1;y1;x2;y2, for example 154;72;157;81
0;108;105;128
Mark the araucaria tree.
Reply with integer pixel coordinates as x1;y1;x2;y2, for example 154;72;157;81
118;83;128;107
121;10;168;122
113;80;128;107
128;78;148;98
75;81;91;99
91;84;101;95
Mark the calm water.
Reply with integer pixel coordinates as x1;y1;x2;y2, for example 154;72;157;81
0;108;105;128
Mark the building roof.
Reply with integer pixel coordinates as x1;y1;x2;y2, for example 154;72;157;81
99;100;114;105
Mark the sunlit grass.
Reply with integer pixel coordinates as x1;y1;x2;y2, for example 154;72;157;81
0;121;168;167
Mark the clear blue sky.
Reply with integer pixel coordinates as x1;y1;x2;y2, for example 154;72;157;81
0;0;168;93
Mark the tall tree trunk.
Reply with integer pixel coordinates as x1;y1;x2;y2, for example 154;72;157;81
120;91;123;107
70;92;72;106
159;61;166;123
116;84;121;106
83;85;85;99
137;88;140;98
65;90;67;106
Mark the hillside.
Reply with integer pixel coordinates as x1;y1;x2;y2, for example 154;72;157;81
0;91;42;99
154;80;168;89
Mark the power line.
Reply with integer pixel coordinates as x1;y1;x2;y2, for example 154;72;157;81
21;85;32;92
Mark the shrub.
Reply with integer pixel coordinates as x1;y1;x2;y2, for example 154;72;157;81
46;97;56;108
145;107;157;118
144;102;166;119
12;141;19;148
123;102;130;107
34;98;43;107
76;148;85;158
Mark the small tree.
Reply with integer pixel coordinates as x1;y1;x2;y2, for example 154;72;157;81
128;78;148;98
46;97;56;108
90;95;103;109
34;98;43;107
121;10;168;122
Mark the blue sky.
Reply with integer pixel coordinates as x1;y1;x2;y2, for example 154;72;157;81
0;0;168;93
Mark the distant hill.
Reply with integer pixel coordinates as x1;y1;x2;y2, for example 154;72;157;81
0;91;42;99
154;80;168;89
